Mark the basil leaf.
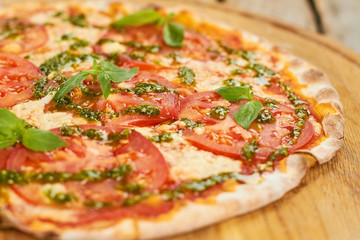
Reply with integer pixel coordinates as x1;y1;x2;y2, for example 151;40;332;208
215;86;251;102
100;61;138;83
0;108;26;130
97;72;111;100
111;9;161;29
0;134;17;149
0;108;26;141
54;72;90;100
163;22;184;48
234;100;263;130
22;128;68;152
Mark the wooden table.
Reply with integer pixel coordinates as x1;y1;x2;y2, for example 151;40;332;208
1;0;360;239
209;0;360;54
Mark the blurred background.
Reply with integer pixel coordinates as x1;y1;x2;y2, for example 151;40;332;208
209;0;360;53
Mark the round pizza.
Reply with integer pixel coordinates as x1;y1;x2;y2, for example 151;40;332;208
0;1;344;239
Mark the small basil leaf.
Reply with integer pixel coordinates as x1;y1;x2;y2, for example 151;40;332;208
0;134;17;149
111;9;162;29
234;100;263;130
0;108;26;140
100;61;138;83
54;72;90;100
163;22;184;48
22;128;68;152
97;72;111;100
0;108;26;130
215;86;251;102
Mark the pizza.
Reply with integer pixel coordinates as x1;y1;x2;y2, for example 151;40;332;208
0;1;344;239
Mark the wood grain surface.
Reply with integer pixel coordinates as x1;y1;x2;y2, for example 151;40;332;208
212;0;360;53
0;0;359;239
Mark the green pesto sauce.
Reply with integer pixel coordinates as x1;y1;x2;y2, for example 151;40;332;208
269;147;288;161
149;132;174;143
123;104;160;117
108;129;131;142
122;193;151;207
39;51;100;75
209;106;229;120
180;118;203;129
133;82;176;95
225;58;237;65
167;52;182;64
81;129;104;140
70;38;89;50
218;42;255;61
122;41;161;53
128;52;146;60
0;18;34;39
178;66;196;85
54;96;118;121
162;172;244;201
84;200;113;209
0;165;132;185
44;189;76;204
230;68;245;76
66;14;87;27
96;38;116;45
279;82;307;106
265;97;278;109
60;124;82;136
256;109;275;123
33;78;50;99
247;63;275;76
78;85;102;97
242;139;259;163
116;182;143;194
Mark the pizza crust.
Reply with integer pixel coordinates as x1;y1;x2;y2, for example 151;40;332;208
0;153;309;239
0;1;344;239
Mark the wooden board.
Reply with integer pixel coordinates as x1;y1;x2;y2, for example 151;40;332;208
0;0;360;239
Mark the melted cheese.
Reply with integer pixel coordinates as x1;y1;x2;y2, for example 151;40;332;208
11;94;87;130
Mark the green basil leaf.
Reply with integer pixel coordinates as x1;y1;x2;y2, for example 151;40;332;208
0;134;17;149
111;9;162;29
0;108;26;140
215;86;251;102
100;61;138;83
22;128;68;152
163;22;184;48
0;108;26;130
97;72;111;100
54;72;90;100
234;100;263;130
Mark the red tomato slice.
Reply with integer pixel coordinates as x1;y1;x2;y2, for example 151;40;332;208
288;120;315;151
116;53;173;71
184;130;246;159
96;72;180;127
180;91;227;124
4;125;169;206
115;131;169;190
0;53;42;108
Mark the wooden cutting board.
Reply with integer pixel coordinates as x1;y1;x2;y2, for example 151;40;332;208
0;0;359;239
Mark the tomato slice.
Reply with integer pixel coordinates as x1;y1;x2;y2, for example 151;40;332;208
96;72;180;127
0;19;48;54
0;53;42;108
288;120;315;151
184;130;246;159
116;53;173;71
180;91;228;124
4;125;169;206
